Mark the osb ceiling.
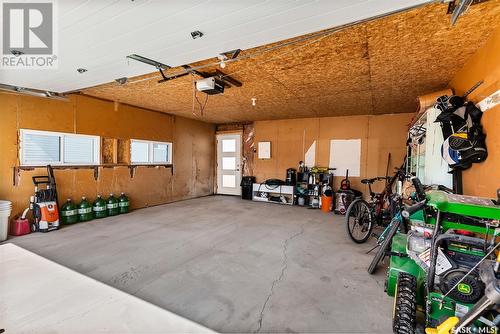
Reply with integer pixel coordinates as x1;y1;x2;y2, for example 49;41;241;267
81;1;500;124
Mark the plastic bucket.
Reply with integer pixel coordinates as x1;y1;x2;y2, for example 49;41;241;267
321;195;333;213
0;201;12;242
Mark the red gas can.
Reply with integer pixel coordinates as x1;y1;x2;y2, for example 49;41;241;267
10;217;31;236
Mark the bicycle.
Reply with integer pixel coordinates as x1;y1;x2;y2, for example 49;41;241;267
345;168;405;243
367;177;427;274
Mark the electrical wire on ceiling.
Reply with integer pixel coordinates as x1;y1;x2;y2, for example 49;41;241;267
125;0;434;87
196;91;209;117
191;73;209;117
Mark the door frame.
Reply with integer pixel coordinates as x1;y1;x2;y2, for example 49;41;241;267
216;132;243;195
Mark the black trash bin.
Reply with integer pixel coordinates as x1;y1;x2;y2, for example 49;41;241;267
241;176;256;200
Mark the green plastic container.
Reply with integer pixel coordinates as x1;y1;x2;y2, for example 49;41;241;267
107;194;119;216
78;196;93;222
92;195;107;219
118;192;130;214
60;199;78;224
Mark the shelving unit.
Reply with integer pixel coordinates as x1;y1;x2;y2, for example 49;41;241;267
12;164;173;186
295;171;334;207
252;183;294;205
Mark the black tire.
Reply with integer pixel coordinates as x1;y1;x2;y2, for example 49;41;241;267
393;273;417;334
345;199;373;244
367;219;400;274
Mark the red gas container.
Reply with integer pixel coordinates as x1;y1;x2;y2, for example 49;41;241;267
10;217;31;236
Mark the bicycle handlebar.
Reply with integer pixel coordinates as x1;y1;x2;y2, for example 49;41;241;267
411;177;426;201
402;199;427;218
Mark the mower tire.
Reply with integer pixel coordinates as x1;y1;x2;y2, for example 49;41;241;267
393;272;417;334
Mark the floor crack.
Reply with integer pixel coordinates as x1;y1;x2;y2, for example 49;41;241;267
254;223;306;333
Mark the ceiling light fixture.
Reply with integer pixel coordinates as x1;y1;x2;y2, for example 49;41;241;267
251;98;256;107
115;77;128;85
190;30;204;39
77;68;87;73
217;54;227;69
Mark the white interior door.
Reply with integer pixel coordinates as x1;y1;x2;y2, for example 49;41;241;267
217;133;242;195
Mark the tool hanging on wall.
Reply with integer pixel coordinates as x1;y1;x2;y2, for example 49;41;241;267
385;153;392;188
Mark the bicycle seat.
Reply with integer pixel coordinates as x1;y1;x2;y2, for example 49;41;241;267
361;178;377;184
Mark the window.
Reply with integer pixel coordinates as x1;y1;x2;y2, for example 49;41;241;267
20;129;100;166
130;139;172;164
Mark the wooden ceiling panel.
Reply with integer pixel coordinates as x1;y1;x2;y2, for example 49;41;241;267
366;2;500;115
82;1;500;123
255;26;372;99
312;90;374;117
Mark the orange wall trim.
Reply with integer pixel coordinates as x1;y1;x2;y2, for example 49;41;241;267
0;93;216;218
253;113;413;195
449;24;500;198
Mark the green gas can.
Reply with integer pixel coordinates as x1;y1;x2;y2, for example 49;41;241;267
78;196;93;222
60;199;78;224
107;194;119;216
92;195;107;219
118;192;130;214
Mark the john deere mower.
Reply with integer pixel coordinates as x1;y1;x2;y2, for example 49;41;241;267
385;188;500;334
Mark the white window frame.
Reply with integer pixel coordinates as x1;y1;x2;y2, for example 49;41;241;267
407;108;452;189
130;139;172;165
20;129;100;166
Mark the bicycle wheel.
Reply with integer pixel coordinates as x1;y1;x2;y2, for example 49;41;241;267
367;219;401;274
345;199;373;244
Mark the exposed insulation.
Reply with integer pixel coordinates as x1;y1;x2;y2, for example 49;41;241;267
417;89;453;113
242;123;255;177
81;2;500;123
117;139;130;164
102;138;117;164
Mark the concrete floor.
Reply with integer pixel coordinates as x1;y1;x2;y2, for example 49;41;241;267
7;196;393;333
1;244;214;333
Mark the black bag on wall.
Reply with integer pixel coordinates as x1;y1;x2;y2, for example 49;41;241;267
435;95;487;170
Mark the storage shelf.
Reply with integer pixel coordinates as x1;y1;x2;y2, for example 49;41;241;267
252;196;293;205
252;183;294;205
12;164;173;186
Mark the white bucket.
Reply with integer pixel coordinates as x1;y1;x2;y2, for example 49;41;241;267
0;201;12;242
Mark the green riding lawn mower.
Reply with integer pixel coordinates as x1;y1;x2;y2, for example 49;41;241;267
378;181;500;334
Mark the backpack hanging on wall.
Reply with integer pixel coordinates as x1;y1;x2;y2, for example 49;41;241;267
435;95;487;170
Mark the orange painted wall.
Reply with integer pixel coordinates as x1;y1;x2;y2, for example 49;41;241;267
0;93;215;220
253;113;412;195
449;24;500;198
